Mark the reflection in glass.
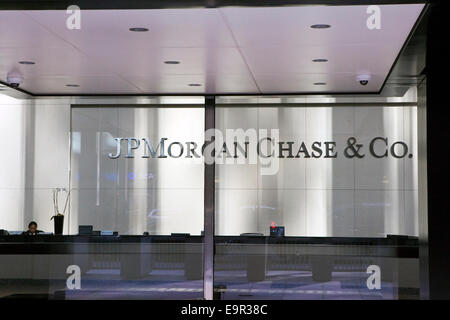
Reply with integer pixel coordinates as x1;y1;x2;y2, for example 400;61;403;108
214;106;419;300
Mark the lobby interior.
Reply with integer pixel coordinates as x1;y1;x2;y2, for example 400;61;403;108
1;0;448;300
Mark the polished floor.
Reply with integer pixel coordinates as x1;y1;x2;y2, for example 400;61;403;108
1;270;405;300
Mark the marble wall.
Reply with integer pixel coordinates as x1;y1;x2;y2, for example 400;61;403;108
0;94;418;237
0;95;70;233
70;107;205;235
215;106;418;237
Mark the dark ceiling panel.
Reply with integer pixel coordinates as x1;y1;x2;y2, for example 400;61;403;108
381;3;428;96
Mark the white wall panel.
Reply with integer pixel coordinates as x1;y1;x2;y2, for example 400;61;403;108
31;104;70;189
0;190;24;230
216;105;418;237
215;189;258;235
0;101;26;227
0;97;70;232
70;106;204;235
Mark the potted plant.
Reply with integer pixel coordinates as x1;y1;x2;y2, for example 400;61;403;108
51;188;70;235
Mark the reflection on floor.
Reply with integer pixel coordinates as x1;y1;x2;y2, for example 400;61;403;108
215;270;392;300
1;270;396;300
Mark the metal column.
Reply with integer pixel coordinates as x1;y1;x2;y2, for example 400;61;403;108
203;96;215;300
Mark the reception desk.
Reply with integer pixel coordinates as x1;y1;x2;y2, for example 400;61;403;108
0;234;418;282
215;235;419;287
0;235;203;280
0;234;419;299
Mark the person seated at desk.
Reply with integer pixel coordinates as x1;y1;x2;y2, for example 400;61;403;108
22;221;43;235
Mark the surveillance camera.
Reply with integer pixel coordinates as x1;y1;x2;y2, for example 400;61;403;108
356;74;371;86
6;73;24;88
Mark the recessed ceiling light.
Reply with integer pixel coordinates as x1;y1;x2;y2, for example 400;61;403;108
314;82;327;85
18;61;35;65
164;61;180;65
313;59;328;62
129;27;149;32
310;24;331;29
65;84;80;87
188;83;202;87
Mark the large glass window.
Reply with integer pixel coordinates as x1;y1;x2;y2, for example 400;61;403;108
0;100;421;300
213;105;419;299
68;106;205;299
0;104;205;299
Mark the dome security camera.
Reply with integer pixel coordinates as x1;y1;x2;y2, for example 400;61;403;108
6;73;24;88
356;74;371;86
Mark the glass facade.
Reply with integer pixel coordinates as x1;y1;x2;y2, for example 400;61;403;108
2;1;442;301
0;93;422;299
213;104;419;299
215;106;418;237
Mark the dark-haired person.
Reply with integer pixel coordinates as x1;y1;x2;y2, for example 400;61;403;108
22;221;43;235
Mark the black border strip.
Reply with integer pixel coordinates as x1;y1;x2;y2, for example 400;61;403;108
0;0;429;10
